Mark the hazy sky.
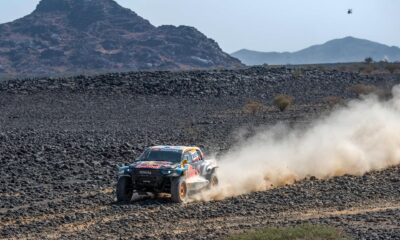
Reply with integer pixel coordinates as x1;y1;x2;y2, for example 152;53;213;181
0;0;399;53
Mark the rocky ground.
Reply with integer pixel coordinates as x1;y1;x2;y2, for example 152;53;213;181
0;67;399;239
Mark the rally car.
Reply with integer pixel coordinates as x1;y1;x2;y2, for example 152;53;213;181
116;146;218;203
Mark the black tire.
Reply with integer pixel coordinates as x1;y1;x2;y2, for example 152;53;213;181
151;192;164;199
171;177;188;203
116;177;133;203
137;191;148;196
207;172;219;189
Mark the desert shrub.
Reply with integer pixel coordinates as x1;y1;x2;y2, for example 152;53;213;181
243;100;264;115
349;84;380;96
358;66;365;73
385;64;398;74
338;63;359;73
273;94;293;111
363;67;373;75
291;68;303;79
323;96;343;107
378;89;393;100
364;57;373;64
227;224;352;240
316;65;326;71
338;65;347;72
358;65;375;75
185;125;200;141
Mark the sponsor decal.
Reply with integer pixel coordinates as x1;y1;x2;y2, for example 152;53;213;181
136;161;173;169
187;164;199;178
152;147;181;152
160;148;181;152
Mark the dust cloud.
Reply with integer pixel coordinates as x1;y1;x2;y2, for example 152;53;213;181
198;85;400;201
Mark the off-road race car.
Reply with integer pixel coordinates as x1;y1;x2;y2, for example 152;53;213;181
116;146;218;203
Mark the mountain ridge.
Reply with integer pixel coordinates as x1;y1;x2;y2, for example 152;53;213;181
0;0;242;77
232;37;400;65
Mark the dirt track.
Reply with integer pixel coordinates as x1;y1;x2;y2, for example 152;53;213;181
1;67;400;239
2;166;400;239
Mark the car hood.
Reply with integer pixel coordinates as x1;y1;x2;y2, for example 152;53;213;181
132;161;178;169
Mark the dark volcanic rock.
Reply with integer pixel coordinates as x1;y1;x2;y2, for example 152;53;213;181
0;0;242;77
0;67;397;103
0;68;399;239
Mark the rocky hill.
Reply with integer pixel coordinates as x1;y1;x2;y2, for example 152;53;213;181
0;0;242;77
232;37;400;65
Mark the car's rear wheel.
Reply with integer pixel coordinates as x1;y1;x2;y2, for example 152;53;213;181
171;177;188;203
208;172;219;189
116;177;133;203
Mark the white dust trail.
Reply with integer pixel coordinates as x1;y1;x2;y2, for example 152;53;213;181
199;85;400;200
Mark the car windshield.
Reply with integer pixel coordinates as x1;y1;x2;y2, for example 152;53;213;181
138;149;182;163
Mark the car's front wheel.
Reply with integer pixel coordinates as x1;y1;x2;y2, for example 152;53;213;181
171;177;188;203
116;177;133;203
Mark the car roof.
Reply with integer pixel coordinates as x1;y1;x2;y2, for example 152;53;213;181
149;145;199;152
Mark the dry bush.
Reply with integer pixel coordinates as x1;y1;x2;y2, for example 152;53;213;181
227;224;352;240
348;84;377;95
185;125;200;141
339;63;360;73
291;68;303;79
273;94;294;112
316;65;326;71
348;84;386;98
378;89;393;100
359;65;375;75
323;96;343;107
243;100;264;115
385;64;398;74
338;65;347;72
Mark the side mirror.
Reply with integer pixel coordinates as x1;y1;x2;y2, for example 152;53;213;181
181;159;188;168
199;145;206;153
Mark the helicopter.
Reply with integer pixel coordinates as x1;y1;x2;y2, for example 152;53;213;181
347;9;353;14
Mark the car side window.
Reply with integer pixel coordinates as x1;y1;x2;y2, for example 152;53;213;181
191;151;200;162
182;152;190;162
137;149;149;161
195;150;203;161
183;152;193;163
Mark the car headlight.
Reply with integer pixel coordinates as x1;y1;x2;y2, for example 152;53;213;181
161;169;182;176
118;166;131;175
161;169;173;175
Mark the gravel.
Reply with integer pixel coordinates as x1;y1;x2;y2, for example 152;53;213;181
0;67;399;239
